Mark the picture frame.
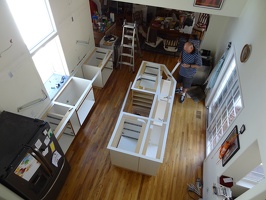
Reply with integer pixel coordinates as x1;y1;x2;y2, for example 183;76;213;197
222;125;240;167
194;0;225;10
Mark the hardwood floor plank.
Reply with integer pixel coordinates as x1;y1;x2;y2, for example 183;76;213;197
56;43;206;200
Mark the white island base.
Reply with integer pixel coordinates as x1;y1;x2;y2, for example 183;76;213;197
107;61;176;176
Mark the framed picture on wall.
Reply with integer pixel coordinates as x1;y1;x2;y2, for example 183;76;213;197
194;0;225;10
222;125;240;167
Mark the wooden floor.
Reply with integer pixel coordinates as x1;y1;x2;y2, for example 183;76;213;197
57;49;206;200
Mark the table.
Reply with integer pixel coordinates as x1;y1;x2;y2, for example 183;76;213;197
93;23;116;46
146;17;191;45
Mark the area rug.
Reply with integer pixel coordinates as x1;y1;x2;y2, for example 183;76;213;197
187;86;206;102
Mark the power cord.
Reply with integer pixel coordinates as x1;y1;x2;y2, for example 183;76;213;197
0;39;13;58
188;183;201;196
187;190;197;200
187;178;203;199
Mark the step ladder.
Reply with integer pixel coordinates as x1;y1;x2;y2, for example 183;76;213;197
119;20;142;72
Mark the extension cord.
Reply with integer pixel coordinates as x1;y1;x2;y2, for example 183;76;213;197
187;183;201;196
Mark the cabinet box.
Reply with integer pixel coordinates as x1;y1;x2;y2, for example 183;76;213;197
107;61;176;176
42;76;95;153
75;47;113;88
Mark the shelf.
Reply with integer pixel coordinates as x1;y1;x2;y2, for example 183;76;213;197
142;124;165;159
110;114;147;154
133;91;154;100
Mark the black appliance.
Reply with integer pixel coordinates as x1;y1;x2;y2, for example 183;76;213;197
0;111;70;200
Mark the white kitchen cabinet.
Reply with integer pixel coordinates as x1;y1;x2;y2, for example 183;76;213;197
42;104;78;153
53;77;95;125
75;88;95;125
42;76;95;153
107;61;176;176
75;47;113;88
40;48;108;153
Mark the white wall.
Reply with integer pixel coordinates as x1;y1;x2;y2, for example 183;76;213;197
200;14;231;60
49;0;95;73
0;0;94;118
0;1;50;117
203;0;266;199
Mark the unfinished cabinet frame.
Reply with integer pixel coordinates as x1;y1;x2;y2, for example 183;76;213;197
42;76;95;153
79;47;113;88
41;48;113;154
107;61;176;176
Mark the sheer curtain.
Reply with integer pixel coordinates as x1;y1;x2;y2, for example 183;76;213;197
204;42;232;98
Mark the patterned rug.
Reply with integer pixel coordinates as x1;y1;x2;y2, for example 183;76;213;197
187;86;206;102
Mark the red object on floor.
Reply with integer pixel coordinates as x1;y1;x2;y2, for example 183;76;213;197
220;175;233;188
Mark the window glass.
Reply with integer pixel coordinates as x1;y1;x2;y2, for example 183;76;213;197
7;0;68;89
236;164;265;189
206;54;243;156
6;0;56;52
32;36;68;83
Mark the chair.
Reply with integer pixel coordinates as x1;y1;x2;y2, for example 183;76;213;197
144;27;163;48
161;32;179;55
163;39;179;53
192;13;210;40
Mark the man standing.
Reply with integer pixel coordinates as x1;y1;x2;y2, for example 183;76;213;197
176;42;202;103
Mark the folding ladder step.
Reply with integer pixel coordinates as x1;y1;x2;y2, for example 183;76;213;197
124;35;134;39
123;24;135;29
119;62;134;67
121;53;133;58
122;44;133;48
119;19;141;72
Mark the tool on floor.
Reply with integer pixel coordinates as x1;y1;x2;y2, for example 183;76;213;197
119;20;141;72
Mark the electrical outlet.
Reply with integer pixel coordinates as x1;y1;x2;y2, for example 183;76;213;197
8;71;13;78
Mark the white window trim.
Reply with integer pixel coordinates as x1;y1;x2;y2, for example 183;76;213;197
205;45;244;156
29;0;57;54
205;47;235;107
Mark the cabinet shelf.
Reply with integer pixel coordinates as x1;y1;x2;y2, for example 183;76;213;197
133;90;154;98
142;124;165;159
132;97;153;104
132;101;153;108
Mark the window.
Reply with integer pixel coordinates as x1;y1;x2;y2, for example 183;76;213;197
236;163;265;189
32;36;68;83
206;51;243;156
7;0;69;99
6;0;56;53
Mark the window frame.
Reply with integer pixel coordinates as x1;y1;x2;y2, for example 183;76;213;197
6;0;57;54
206;47;244;156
